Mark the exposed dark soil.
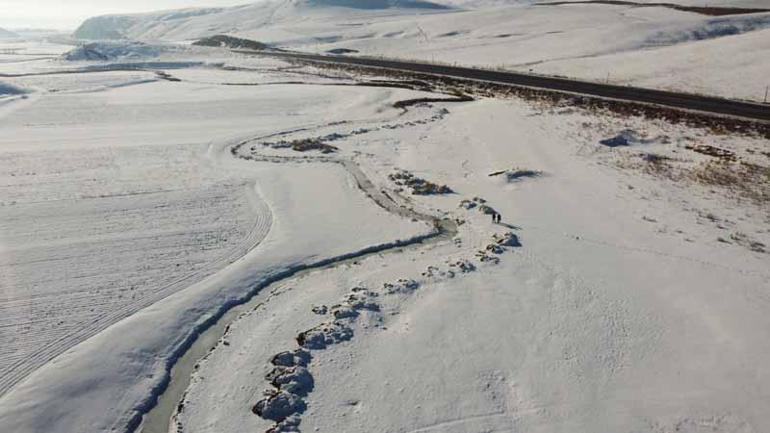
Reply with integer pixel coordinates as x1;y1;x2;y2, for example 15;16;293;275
327;48;359;55
393;95;474;110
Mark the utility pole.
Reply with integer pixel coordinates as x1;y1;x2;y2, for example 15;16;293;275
765;85;769;104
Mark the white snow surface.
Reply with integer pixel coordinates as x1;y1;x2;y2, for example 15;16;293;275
1;8;769;433
0;56;429;433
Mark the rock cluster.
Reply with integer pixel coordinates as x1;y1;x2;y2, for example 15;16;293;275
389;170;453;195
459;196;486;210
253;285;384;432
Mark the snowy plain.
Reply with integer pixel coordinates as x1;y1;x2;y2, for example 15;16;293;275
0;1;769;433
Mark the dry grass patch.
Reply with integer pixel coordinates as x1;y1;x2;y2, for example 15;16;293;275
619;152;770;205
692;160;770;204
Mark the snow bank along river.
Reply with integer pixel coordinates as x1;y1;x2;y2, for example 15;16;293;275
0;56;432;433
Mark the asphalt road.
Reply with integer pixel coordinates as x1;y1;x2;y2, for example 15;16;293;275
243;50;770;123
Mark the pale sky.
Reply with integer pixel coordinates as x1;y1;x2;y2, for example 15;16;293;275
0;0;255;30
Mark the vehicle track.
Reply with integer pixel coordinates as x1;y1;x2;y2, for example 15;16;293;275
0;185;273;397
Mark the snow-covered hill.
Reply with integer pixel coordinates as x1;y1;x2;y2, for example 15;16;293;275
73;0;453;41
0;28;19;39
66;0;770;102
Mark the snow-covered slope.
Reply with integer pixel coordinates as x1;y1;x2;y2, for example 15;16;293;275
73;8;227;40
525;25;770;101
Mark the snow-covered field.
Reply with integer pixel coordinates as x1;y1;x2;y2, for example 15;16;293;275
1;2;769;432
173;79;770;433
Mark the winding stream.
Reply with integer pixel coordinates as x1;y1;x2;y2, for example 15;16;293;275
139;111;461;433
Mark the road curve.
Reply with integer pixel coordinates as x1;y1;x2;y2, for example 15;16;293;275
240;50;770;123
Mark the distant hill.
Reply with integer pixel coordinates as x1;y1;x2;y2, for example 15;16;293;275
73;0;452;41
0;27;19;39
73;8;227;40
